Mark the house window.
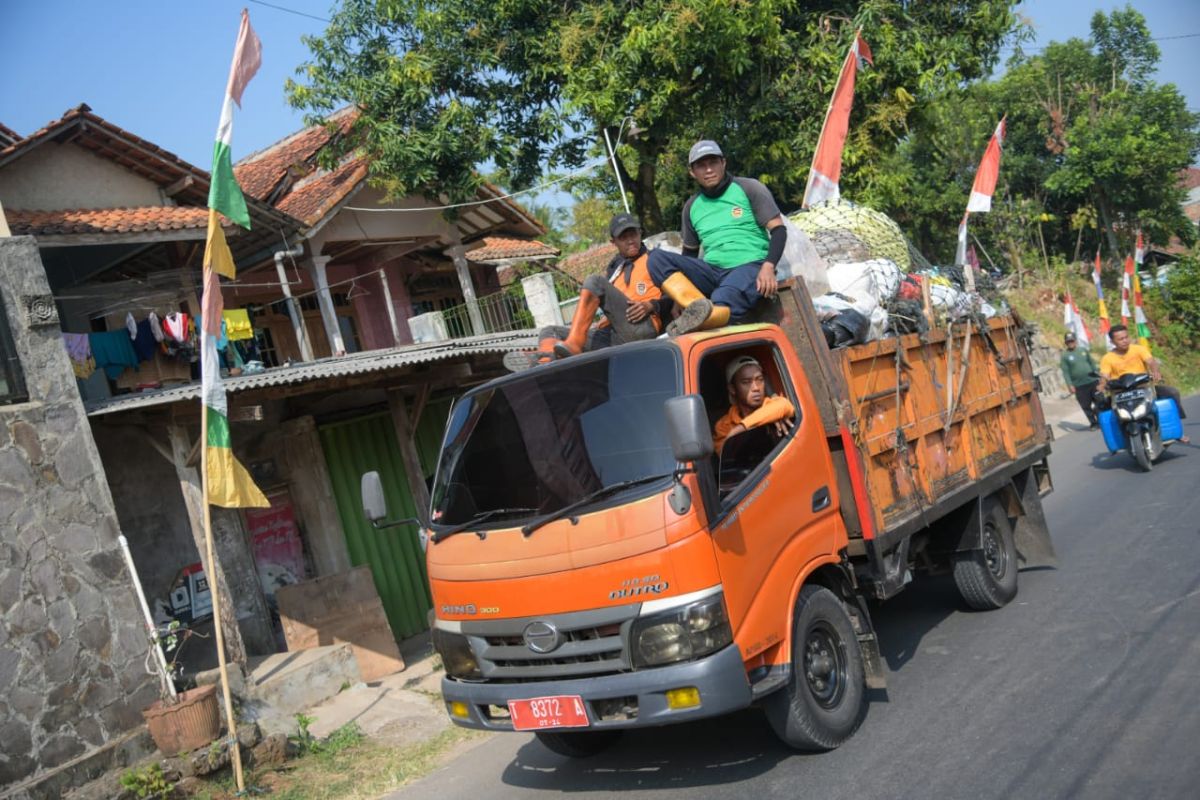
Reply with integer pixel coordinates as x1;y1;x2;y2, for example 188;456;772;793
0;294;28;404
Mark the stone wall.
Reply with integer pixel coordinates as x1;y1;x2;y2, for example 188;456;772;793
0;237;158;792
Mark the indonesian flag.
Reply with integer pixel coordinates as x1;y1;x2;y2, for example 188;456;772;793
955;117;1006;266
1134;230;1145;265
200;9;268;509
1133;271;1152;347
1093;249;1112;350
1063;289;1090;347
802;30;872;208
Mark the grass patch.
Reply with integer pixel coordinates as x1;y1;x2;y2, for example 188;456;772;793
181;725;483;800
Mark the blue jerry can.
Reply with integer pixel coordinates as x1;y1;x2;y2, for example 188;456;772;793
1156;398;1184;441
1098;409;1127;453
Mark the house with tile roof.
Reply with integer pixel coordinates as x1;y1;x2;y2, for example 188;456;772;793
0;106;566;795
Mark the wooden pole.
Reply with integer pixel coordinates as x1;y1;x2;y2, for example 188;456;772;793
200;402;245;792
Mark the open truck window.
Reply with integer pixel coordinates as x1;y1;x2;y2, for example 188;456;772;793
697;343;800;501
430;344;681;530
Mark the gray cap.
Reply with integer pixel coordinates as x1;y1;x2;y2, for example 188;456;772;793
725;355;760;385
608;212;641;239
688;139;724;165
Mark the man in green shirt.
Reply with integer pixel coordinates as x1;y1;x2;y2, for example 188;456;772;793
648;140;787;335
1060;332;1099;429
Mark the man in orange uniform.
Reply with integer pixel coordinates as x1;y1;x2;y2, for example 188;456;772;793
506;213;669;370
1099;324;1188;441
713;355;795;455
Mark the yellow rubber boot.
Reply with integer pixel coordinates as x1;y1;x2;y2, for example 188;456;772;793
553;289;601;358
662;273;727;335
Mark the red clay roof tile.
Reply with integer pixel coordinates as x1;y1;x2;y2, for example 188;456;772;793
558;242;617;283
467;236;559;262
5;206;227;237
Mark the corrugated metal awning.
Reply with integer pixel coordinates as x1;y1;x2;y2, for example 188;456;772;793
85;331;536;417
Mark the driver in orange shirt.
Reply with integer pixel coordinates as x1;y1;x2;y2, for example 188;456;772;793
1099;324;1188;442
713;355;795;455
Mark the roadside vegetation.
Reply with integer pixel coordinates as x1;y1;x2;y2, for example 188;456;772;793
183;723;481;800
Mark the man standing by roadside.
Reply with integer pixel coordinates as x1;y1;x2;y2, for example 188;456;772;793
1060;332;1099;429
648;140;787;335
505;213;668;370
1099;324;1189;442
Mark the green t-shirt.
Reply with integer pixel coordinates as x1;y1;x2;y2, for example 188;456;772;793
1060;348;1098;387
682;176;780;269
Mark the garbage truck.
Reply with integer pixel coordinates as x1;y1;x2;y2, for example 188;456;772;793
362;277;1056;757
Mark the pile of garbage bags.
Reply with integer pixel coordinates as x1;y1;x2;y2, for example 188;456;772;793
790;201;1003;349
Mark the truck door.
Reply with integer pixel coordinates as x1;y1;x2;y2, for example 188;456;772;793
691;335;841;656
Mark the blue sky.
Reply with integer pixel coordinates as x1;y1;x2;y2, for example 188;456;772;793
2;0;1197;209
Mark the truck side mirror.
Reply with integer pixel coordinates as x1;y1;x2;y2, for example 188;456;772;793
361;471;388;523
665;395;714;462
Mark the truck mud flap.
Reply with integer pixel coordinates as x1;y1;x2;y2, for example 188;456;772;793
1010;463;1057;569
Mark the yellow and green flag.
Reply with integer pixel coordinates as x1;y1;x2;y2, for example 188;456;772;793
201;10;267;509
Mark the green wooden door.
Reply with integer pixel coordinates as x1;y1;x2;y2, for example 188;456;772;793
318;400;451;640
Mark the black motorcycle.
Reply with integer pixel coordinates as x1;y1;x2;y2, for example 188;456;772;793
1100;372;1167;471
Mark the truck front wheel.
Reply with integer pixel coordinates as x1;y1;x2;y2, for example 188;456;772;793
952;498;1018;610
535;730;622;758
765;586;866;751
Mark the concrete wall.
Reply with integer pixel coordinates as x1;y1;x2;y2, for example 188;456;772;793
0;237;158;791
0;143;166;211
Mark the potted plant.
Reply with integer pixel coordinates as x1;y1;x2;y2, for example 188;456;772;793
141;621;222;754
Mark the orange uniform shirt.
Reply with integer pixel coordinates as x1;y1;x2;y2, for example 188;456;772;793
597;251;666;332
713;395;795;454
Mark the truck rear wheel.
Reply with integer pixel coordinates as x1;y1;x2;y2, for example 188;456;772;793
952;499;1018;610
535;730;622;758
765;586;866;751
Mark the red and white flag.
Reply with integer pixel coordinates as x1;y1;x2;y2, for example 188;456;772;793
802;30;872;208
1063;289;1091;347
956;116;1006;266
1120;255;1134;323
1093;248;1112;349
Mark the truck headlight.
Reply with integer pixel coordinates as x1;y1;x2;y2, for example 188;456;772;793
432;627;482;680
630;593;733;668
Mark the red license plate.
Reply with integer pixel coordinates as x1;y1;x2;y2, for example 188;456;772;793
507;695;590;731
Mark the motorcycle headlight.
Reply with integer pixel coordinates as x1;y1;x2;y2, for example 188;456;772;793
432;627;482;680
630;593;733;668
1131;403;1148;419
1116;407;1132;420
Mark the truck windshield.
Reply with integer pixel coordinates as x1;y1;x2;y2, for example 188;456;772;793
430;345;680;530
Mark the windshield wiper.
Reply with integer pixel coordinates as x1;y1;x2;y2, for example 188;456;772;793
520;473;676;537
430;507;539;543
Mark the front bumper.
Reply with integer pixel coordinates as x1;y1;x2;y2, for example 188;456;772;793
441;643;751;731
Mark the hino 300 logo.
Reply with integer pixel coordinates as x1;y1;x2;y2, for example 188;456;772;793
440;604;477;615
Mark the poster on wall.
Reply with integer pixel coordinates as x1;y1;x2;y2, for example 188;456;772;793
245;491;306;606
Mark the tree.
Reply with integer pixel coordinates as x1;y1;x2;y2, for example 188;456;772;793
864;5;1200;265
288;0;1021;233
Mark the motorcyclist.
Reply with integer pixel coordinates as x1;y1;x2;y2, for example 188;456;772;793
1098;324;1188;443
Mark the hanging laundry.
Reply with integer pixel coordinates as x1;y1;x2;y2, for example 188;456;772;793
132;318;160;362
89;330;139;379
125;312;138;340
162;312;190;343
147;311;165;343
62;333;96;379
222;309;254;341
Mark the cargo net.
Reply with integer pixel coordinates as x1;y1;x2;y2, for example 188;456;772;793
784;199;1005;348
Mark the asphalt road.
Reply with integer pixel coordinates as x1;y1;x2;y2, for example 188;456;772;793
392;395;1200;800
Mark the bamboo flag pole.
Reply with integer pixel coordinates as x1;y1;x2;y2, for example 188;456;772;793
200;401;245;792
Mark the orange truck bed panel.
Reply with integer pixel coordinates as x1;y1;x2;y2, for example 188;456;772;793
835;317;1048;536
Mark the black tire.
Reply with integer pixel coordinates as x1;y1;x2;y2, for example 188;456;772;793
952;498;1019;610
1131;431;1152;472
764;585;866;751
534;729;622;758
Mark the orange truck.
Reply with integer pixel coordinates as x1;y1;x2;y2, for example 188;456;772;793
363;280;1056;756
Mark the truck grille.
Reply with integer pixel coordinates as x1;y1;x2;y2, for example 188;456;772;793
461;605;638;682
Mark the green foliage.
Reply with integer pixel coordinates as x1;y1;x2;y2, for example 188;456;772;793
290;712;319;755
289;715;364;759
1157;256;1200;347
289;0;1021;231
871;5;1200;265
119;763;173;799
